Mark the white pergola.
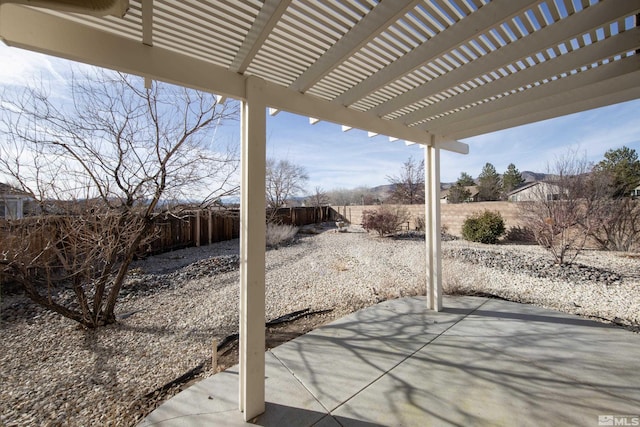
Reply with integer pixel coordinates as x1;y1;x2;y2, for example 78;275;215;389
0;0;638;420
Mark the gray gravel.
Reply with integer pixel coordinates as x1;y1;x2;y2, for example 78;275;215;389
1;224;638;426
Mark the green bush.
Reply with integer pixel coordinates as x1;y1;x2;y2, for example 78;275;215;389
362;205;410;236
461;210;505;244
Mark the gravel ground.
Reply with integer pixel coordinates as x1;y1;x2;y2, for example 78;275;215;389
1;224;639;426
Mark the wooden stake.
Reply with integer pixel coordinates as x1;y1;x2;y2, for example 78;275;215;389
212;339;218;372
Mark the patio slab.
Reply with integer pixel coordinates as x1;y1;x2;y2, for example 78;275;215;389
140;296;640;426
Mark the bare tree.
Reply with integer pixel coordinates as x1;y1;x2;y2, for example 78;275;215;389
265;158;309;210
308;186;329;207
583;159;640;252
0;69;238;327
386;156;425;204
518;149;593;264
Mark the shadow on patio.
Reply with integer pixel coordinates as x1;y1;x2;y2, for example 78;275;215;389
140;296;640;426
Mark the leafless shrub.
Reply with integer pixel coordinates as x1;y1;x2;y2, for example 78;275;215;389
518;149;593;264
265;223;298;248
582;171;640;252
361;205;410;236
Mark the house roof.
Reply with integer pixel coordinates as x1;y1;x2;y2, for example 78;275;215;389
440;185;478;199
0;182;31;197
507;181;540;196
0;0;637;153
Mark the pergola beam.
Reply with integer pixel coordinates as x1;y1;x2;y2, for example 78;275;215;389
378;0;640;122
419;27;640;131
334;0;534;107
290;0;419;92
262;79;468;153
0;3;246;97
0;3;468;154
230;0;290;74
432;55;640;137
447;70;640;140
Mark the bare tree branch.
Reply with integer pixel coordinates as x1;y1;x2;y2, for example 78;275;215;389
0;68;239;327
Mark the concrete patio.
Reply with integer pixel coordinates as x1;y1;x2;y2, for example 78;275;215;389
140;295;640;426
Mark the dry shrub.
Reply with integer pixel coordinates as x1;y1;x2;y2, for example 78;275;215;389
266;223;298;248
361;205;410;236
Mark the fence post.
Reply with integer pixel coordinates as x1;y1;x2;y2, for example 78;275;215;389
208;210;213;245
195;211;201;247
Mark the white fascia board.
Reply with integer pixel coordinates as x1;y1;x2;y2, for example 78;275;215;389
261;79;469;154
434;136;468;154
0;4;245;99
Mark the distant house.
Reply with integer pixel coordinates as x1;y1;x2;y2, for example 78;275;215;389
440;185;479;204
508;181;562;202
631;184;640;199
0;183;35;219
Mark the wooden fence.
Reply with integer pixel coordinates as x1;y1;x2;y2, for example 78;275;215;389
146;206;333;254
0;206;335;287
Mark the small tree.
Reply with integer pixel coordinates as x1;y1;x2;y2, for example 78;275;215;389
266;158;309;210
519;149;592;264
386;156;425;204
477;163;501;201
502;163;525;199
308;186;329;207
0;69;238;327
361;205;410;236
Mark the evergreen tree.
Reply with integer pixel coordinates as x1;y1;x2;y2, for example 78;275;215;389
477;162;501;201
593;146;640;198
502;163;525;198
457;171;475;186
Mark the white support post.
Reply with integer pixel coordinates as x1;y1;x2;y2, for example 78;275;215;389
425;138;443;311
239;76;266;420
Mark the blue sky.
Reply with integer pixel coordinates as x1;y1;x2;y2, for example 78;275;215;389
2;42;639;193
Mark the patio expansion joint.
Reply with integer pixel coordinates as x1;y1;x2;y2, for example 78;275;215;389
268;349;336;419
325;297;494;415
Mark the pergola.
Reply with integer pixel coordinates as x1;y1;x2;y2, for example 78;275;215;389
0;0;638;420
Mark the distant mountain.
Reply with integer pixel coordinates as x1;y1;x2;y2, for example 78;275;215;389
521;171;548;182
370;184;395;196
